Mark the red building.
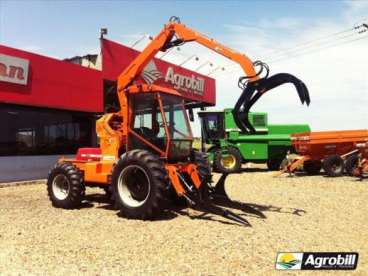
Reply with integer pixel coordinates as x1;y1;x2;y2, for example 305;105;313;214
0;39;216;182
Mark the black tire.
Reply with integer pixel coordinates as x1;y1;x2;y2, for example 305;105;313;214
345;154;359;176
323;155;344;177
112;149;170;220
214;147;242;173
47;162;84;209
267;158;283;171
192;150;211;180
103;186;114;201
303;160;322;175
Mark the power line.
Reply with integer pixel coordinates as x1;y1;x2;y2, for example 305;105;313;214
216;33;368;76
261;25;361;60
225;21;366;68
263;27;363;61
220;21;367;74
269;33;368;64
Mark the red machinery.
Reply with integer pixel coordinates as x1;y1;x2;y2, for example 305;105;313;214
280;129;368;177
352;142;368;179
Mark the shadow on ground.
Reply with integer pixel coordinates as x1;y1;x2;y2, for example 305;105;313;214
80;174;306;227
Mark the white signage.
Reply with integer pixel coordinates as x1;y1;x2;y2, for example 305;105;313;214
0;53;29;85
165;67;204;95
141;60;205;96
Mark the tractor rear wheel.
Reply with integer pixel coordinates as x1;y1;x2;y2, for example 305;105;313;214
215;147;242;173
345;154;359;176
323;155;344;177
112;150;169;220
47;162;84;209
303;160;322;175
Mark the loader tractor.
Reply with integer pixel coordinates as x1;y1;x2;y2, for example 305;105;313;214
47;17;310;223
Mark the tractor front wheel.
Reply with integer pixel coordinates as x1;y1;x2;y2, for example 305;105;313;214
214;147;242;173
112;150;169;220
323;155;344;177
47;162;85;209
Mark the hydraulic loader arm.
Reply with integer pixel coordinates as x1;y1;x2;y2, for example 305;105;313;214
117;16;310;134
117;17;259;92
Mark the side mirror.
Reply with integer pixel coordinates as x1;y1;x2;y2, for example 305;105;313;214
188;108;194;122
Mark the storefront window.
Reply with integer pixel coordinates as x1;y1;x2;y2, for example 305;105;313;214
0;104;95;156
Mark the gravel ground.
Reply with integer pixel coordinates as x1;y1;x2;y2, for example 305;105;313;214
0;168;367;275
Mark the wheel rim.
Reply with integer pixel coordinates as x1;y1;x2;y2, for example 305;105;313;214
117;165;151;208
52;174;70;200
332;162;342;173
220;154;236;170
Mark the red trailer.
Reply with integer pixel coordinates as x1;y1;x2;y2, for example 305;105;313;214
280;129;368;177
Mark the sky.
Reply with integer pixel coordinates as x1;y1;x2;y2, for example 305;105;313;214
0;0;367;136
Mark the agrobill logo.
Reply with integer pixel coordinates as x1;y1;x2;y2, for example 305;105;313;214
276;253;303;270
276;252;358;270
141;60;164;84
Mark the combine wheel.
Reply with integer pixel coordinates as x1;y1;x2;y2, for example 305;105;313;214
323;155;344;177
112;150;169;220
344;154;359;176
215;147;242;173
303;160;322;175
267;158;283;171
192;150;212;180
47;162;85;209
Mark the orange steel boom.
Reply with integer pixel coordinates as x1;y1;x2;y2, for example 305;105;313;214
116;17;260;141
117;16;309;140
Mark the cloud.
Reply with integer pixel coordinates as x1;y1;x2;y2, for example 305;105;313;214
118;3;368;136
178;3;368;136
343;0;368;22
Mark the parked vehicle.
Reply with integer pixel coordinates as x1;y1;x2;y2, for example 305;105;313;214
47;17;310;223
281;129;368;177
199;109;310;173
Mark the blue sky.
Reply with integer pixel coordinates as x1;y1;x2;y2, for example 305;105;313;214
0;1;345;58
1;1;367;136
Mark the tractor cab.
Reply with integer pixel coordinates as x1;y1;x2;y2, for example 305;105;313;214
129;92;193;163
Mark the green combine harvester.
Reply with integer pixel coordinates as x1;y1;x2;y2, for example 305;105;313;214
198;109;310;173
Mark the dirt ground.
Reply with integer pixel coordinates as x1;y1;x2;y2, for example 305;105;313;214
0;168;367;275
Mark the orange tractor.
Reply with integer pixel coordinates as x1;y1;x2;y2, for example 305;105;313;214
47;17;310;222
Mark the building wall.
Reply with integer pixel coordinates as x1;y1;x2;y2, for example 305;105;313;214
0;45;103;113
0;155;73;183
0;39;217;183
